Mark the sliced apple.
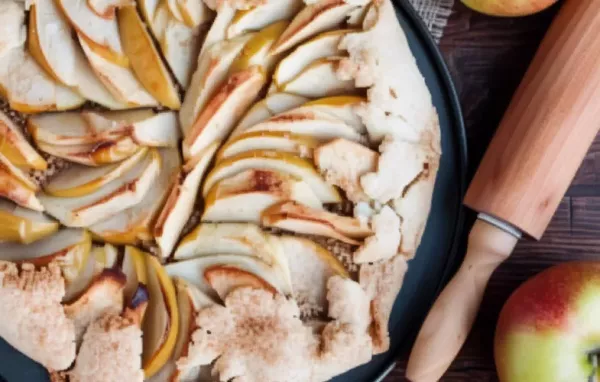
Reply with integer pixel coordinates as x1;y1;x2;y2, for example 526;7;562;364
122;245;149;302
138;0;162;25
271;0;358;54
30;110;180;147
0;173;41;211
175;222;269;260
154;142;219;259
0;199;58;244
92;243;119;274
170;278;215;381
173;222;293;294
57;0;127;65
165;254;287;297
229;21;289;74
79;34;158;107
204;265;277;299
262;205;361;245
202;169;323;223
63;245;97;302
278;235;348;313
0;153;37;191
88;0;133;18
180;33;253;134
202;150;341;203
346;2;371;26
227;0;303;39
314;137;377;202
273;29;349;87
231;92;308;135
40;149;161;227
0;111;46;170
36;137;140;166
183;66;266;158
302;95;366;132
166;0;185;22
0;152;42;210
217;131;318;162
264;201;371;238
83;110;181;147
119;5;181;109
28;0;127;109
0;1;26;58
199;1;237;55
89;148;181;244
28;112;111;147
244;107;364;142
280;56;357;98
0;229;92;285
160;17;202;89
44;148;148;198
176;0;214;28
0;48;84;113
143;254;179;378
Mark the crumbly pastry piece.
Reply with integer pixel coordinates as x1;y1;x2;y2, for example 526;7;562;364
359;255;408;353
68;313;144;382
0;261;76;371
353;205;401;264
179;277;372;382
64;270;126;346
338;0;439;144
314;138;378;203
392;115;442;258
360;136;434;204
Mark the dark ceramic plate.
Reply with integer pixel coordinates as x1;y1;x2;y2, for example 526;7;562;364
0;1;467;380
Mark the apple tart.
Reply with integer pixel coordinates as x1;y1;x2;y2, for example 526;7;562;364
0;0;440;380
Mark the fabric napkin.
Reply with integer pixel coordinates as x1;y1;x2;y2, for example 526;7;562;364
408;0;454;42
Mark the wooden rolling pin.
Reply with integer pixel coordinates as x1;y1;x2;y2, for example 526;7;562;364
406;0;600;380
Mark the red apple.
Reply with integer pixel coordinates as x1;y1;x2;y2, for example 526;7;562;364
462;0;558;17
495;262;600;382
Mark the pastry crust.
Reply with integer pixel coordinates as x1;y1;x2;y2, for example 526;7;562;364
179;277;373;382
68;313;144;382
359;255;409;353
0;261;76;371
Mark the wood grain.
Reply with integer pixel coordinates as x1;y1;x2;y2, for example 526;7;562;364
464;0;600;239
384;1;592;380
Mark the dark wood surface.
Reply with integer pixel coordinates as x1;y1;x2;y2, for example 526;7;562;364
384;1;599;380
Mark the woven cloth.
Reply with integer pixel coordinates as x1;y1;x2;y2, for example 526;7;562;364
408;0;454;42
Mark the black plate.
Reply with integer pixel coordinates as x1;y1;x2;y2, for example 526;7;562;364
0;1;467;380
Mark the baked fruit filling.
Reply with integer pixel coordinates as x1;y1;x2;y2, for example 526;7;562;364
0;0;440;380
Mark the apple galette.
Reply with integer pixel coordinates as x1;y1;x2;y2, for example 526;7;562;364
0;0;440;380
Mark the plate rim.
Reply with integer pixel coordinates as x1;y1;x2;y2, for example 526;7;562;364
371;1;468;381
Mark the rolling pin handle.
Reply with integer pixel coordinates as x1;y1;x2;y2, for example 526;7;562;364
405;217;520;382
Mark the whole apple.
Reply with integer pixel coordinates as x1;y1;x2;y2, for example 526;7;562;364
462;0;559;17
495;262;600;382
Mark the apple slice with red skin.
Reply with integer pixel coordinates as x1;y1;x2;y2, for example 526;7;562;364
204;265;277;300
495;262;600;382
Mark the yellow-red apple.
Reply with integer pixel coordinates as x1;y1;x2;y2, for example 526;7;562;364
495;262;600;382
462;0;558;17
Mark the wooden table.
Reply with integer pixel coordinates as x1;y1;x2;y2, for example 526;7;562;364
385;1;600;380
